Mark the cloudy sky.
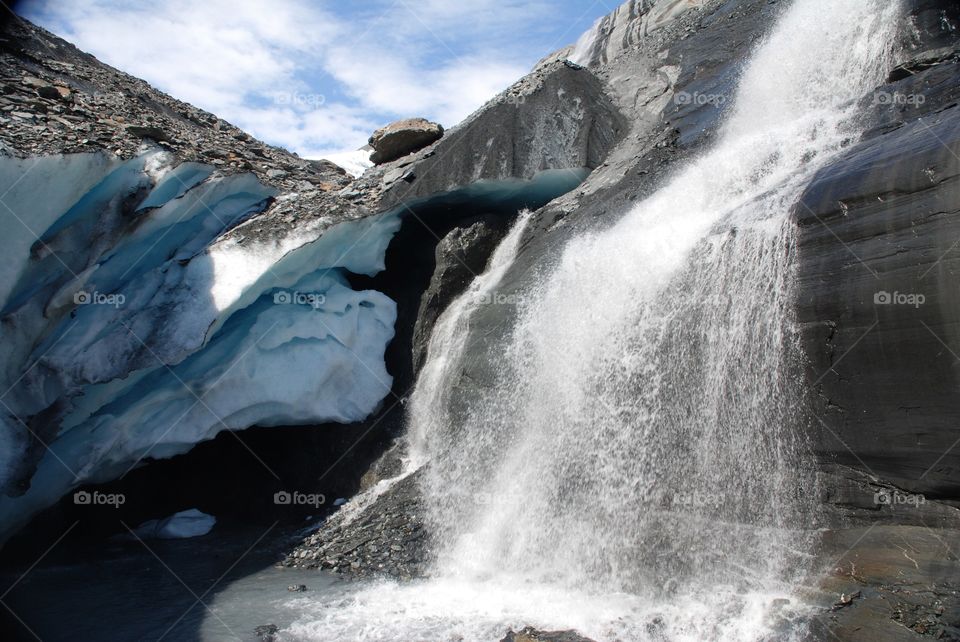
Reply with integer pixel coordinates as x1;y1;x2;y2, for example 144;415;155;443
19;0;613;159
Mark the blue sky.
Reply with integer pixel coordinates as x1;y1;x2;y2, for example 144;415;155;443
20;0;614;159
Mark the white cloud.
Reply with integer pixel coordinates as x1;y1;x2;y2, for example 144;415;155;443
21;0;575;157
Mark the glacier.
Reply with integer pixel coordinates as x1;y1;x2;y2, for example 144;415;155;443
0;149;400;542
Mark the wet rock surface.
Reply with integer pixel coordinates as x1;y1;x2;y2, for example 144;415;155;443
412;214;510;373
807;465;960;640
795;0;960;499
254;623;279;641
500;627;597;642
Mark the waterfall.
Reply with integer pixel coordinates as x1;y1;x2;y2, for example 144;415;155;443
406;210;533;471
420;0;899;594
289;1;902;639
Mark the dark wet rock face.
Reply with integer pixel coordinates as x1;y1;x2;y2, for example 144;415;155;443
254;623;279;641
795;0;960;499
369;117;444;164
411;215;510;374
791;4;960;634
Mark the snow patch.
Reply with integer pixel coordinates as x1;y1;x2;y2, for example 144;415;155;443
134;509;216;539
320;149;373;178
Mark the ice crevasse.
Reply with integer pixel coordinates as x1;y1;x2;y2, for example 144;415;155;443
0;149;400;541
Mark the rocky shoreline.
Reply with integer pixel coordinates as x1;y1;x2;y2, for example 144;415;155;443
280;469;430;580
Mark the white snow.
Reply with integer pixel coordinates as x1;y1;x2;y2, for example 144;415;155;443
320;149;373;178
133;508;216;539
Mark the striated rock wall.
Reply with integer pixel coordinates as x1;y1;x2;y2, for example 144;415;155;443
795;0;960;499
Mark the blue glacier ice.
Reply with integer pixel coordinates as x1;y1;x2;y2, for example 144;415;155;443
0;150;400;541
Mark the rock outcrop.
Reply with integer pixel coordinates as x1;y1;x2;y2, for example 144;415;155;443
281;469;429;578
411;215;509;373
369;117;444;165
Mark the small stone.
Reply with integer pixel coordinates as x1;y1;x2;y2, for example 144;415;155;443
35;85;60;100
254;623;279;641
832;591;861;610
286;584;308;592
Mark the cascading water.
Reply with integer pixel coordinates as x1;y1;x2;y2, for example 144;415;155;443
286;1;901;639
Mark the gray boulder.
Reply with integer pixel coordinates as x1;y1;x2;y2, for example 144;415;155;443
369;117;444;164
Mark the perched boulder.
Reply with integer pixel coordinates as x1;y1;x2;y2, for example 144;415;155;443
369;117;444;164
